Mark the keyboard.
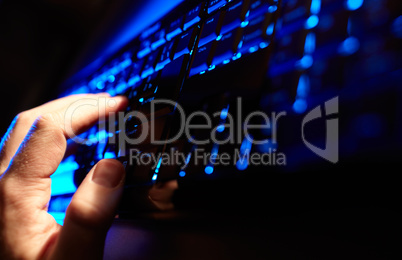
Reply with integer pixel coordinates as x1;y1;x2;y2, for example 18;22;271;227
49;0;402;220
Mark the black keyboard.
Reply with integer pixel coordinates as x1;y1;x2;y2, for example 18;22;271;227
50;0;402;218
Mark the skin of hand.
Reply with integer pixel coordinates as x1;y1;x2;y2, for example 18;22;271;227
0;93;128;260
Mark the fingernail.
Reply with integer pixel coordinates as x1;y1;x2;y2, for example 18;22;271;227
92;160;125;188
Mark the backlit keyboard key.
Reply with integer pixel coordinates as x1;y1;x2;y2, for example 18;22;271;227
190;41;214;76
211;30;241;66
151;29;167;50
239;13;275;52
166;17;185;41
248;0;276;20
184;2;206;31
127;59;145;87
141;51;160;79
138;39;152;59
199;12;224;47
208;0;227;14
156;41;176;71
281;0;312;24
220;0;249;35
173;28;198;60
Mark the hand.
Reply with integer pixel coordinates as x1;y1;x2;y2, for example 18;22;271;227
0;94;128;260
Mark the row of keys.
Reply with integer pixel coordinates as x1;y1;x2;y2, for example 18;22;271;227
199;0;278;47
190;12;276;76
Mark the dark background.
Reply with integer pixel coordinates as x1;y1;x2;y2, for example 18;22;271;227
0;0;105;135
0;0;152;136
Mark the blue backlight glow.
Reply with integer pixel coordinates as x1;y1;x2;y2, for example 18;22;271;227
296;74;310;98
220;106;230;120
179;171;186;177
205;166;214;175
293;99;308;114
305;15;319;29
338;36;360;56
310;0;321;14
304;32;316;54
346;0;364;11
236;158;249;171
217;125;225;132
268;5;278;13
297;55;314;69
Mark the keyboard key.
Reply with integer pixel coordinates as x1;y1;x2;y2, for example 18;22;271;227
281;0;311;25
184;2;206;31
138;39;152;59
199;12;224;47
239;13;275;52
141;51;160;79
173;28;198;60
248;0;276;20
189;41;214;77
166;17;185;41
151;29;167;50
208;0;227;14
155;40;176;71
137;55;190;117
127;59;145;87
220;0;249;35
211;30;241;66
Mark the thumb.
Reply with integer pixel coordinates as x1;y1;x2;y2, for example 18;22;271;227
49;159;125;260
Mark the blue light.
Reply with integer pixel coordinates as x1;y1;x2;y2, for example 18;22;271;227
217;125;225;132
220;106;229;120
297;55;314;69
249;46;258;53
338;37;360;56
241;21;249;28
346;0;364;11
293;99;308;114
310;0;321;14
152;173;158;181
179;171;186;177
223;59;231;64
200;71;206;75
296;74;310;98
51;169;77;196
233;52;242;60
208;65;216;71
266;23;275;35
104;152;117;159
305;15;319;29
96;81;105;90
108;75;116;83
236;157;249;171
268;5;277;13
240;136;252;155
259;42;269;49
216;35;223;41
205;166;214;175
155;158;162;173
304;32;316;54
139;98;144;103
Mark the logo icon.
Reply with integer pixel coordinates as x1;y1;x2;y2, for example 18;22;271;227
301;97;339;163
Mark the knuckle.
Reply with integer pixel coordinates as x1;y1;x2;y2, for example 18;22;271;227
15;110;34;127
